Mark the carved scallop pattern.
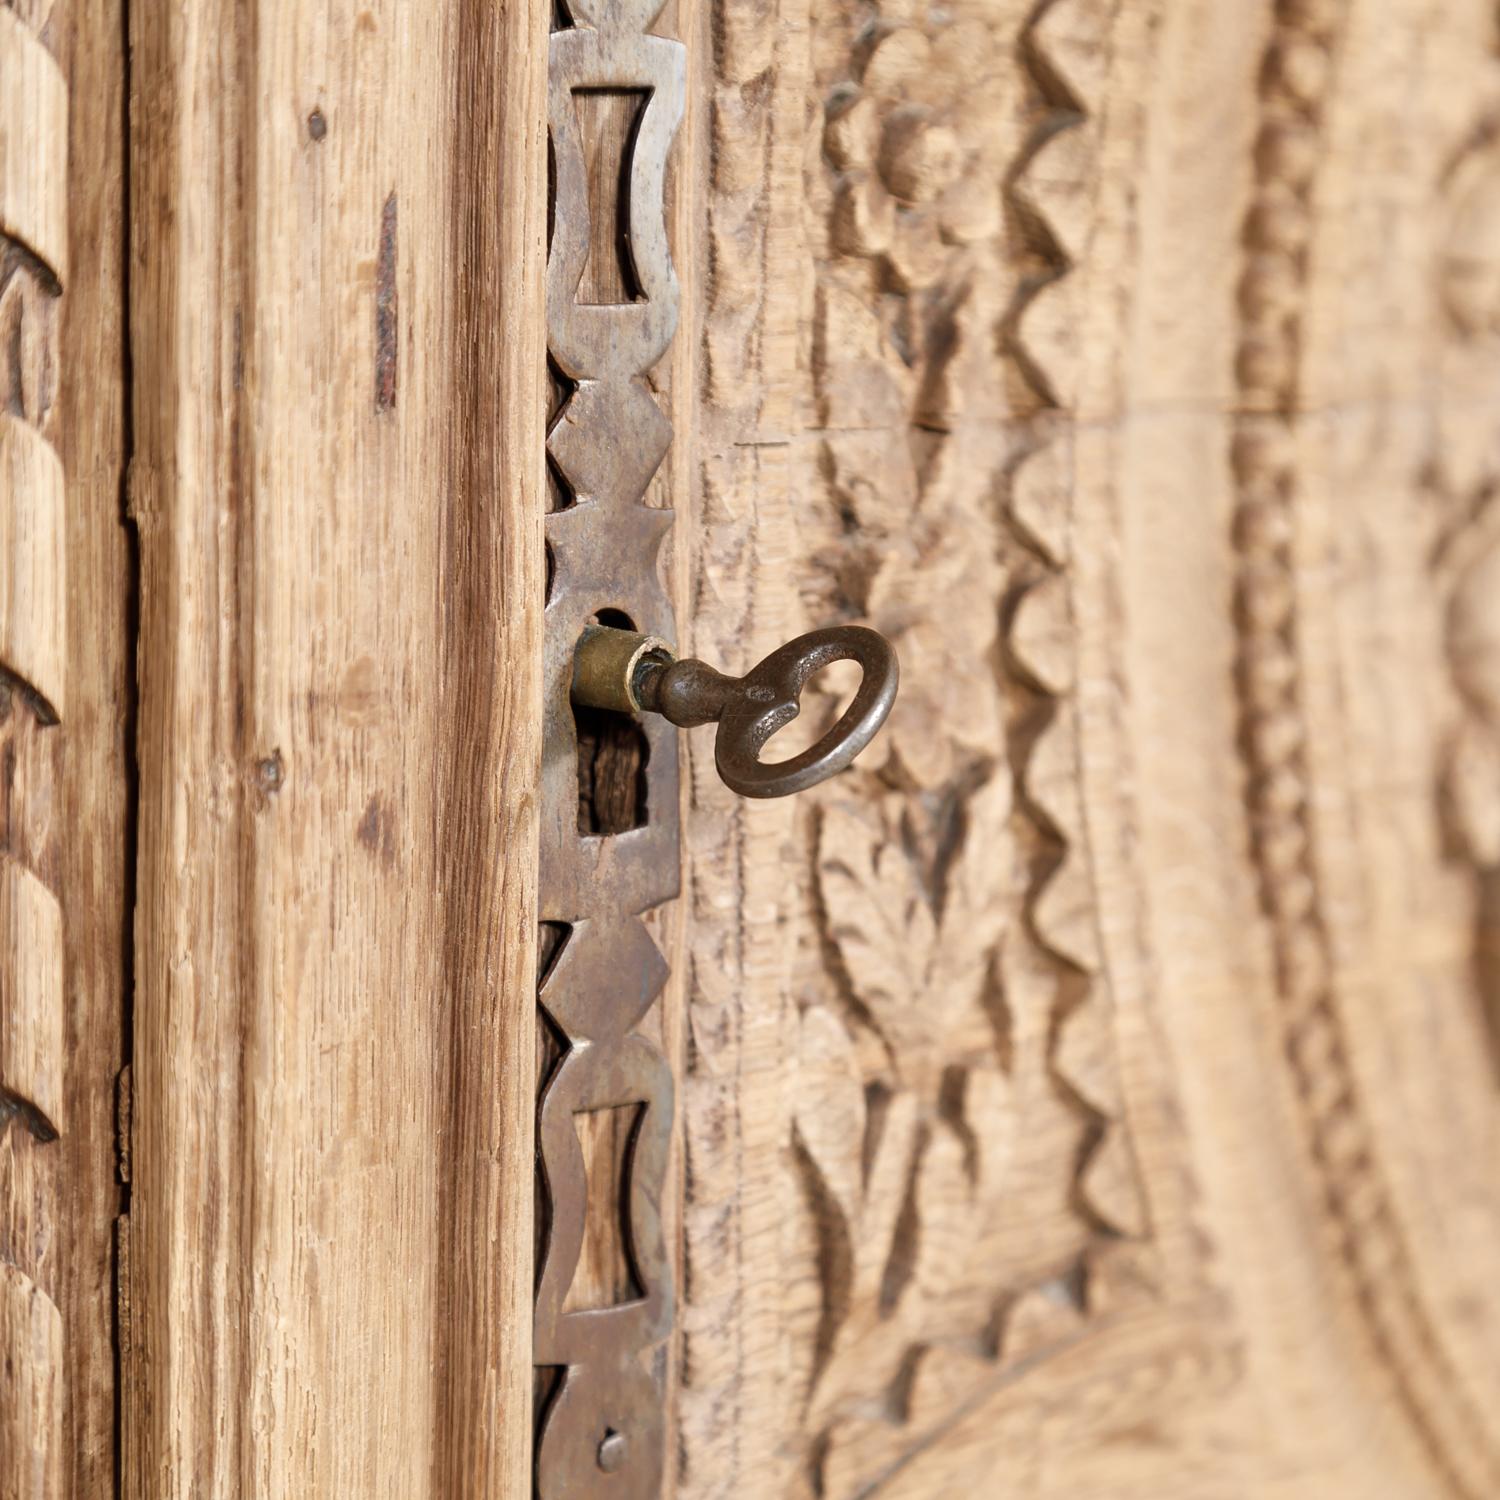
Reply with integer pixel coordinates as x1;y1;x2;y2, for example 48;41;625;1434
0;415;66;722
1005;0;1145;1245
671;0;1249;1489
0;11;67;284
0;860;64;1140
0;1262;63;1500
0;2;67;1494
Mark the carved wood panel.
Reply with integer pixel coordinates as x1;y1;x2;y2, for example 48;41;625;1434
669;0;1500;1494
6;0;1500;1494
0;0;70;1476
1;0;130;1490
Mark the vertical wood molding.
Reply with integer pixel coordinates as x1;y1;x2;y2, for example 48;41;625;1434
674;0;804;1487
124;0;545;1492
55;0;131;1481
0;0;75;1493
436;0;548;1491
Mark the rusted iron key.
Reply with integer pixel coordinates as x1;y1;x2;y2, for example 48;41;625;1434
571;623;899;799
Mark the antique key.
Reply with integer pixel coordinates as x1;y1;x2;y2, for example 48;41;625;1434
571;623;899;798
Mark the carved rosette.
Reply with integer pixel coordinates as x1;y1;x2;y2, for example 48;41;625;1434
535;0;686;1493
0;0;68;1489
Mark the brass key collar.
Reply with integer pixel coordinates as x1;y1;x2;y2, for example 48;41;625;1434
569;624;675;715
570;623;900;799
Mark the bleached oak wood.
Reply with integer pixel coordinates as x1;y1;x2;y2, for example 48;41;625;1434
124;0;546;1494
1;0;131;1492
669;0;1500;1496
0;862;63;1137
0;1262;62;1500
6;0;1500;1494
52;0;133;1486
0;8;67;283
0;417;65;724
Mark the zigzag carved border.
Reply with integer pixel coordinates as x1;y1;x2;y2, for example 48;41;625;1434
1006;0;1147;1243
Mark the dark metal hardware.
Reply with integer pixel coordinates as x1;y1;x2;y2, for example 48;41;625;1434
537;0;685;1485
571;623;900;799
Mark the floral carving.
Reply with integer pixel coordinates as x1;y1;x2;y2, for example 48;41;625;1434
821;15;1013;290
767;1;1143;1486
679;0;1153;1492
817;776;1012;1095
793;772;1016;1418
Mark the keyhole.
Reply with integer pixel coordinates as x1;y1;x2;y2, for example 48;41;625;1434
574;609;650;834
597;1428;628;1473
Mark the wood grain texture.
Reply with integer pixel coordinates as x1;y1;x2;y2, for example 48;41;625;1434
0;1261;62;1500
436;1;548;1492
124;0;545;1493
0;416;65;721
0;861;63;1137
0;8;67;282
0;0;133;1492
2;0;1493;1492
55;0;134;1484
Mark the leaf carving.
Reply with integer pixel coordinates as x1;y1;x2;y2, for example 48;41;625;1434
817;770;1011;1092
792;769;1020;1419
794;1005;868;1230
793;1009;923;1408
817;800;938;1076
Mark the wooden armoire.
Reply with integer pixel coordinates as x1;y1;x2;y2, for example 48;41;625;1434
3;0;1500;1494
